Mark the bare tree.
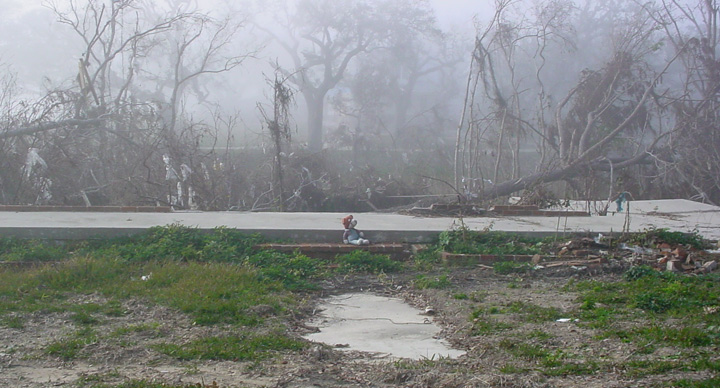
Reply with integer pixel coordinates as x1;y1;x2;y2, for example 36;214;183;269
258;69;296;211
638;0;720;204
0;0;252;208
256;0;437;151
455;0;683;203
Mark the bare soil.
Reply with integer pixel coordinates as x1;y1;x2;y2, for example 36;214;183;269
0;264;714;388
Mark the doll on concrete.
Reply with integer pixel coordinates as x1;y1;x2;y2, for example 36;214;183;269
342;215;370;245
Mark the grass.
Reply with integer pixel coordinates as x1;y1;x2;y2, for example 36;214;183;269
46;327;98;360
78;381;224;388
571;267;720;338
334;250;403;274
0;237;69;262
493;261;534;275
438;229;551;256
663;379;720;388
622;227;710;250
505;301;564;323
2;225;719;383
153;333;306;361
498;339;598;376
1;225;401;327
413;274;451;289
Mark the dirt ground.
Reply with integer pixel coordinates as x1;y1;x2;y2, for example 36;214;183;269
0;263;715;388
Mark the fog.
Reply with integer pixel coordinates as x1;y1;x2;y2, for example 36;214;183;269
0;0;718;210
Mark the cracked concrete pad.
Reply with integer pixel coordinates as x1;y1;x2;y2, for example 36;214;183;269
304;293;465;360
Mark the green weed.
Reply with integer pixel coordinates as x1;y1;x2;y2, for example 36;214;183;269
505;301;563;323
439;230;550;255
469;308;513;335
246;250;322;291
110;323;163;338
154;333;306;361
0;237;69;262
334;250;403;274
413;274;451;289
0;315;24;329
498;363;527;374
493;261;533;275
664;378;720;388
624;228;710;250
45;327;98;360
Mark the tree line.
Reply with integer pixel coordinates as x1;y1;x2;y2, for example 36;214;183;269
1;0;718;210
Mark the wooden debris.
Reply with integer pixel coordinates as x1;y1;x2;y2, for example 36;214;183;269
531;254;542;265
666;260;683;272
694;260;718;275
544;257;607;268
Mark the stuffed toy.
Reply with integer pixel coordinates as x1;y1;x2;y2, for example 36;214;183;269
342;215;370;245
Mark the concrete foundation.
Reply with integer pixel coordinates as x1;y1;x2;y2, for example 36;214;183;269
0;199;717;242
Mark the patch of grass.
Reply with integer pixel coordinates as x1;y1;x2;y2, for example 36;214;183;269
45;327;98;360
0;257;294;327
452;293;469;300
505;301;563;323
570;270;720;345
78;380;219;388
499;339;549;360
624;228;710;250
413;274;451;289
498;363;527;374
470;308;513;335
102;299;126;317
0;237;70;262
245;250;322;291
524;330;555;341
110;323;163;338
664;378;720;388
334;250;403;274
412;247;440;271
612;325;715;348
439;229;550;255
154;333;306;361
625;360;683;377
0;315;24;329
86;224;264;263
499;339;597;376
493;261;533;275
149;262;286;326
70;311;101;326
543;361;599;376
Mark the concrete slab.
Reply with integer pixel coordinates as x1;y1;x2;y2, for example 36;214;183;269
304;293;465;360
0;199;717;242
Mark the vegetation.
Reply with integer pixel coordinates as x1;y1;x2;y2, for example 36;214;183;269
1;225;719;386
622;228;711;250
153;333;306;361
438;229;551;256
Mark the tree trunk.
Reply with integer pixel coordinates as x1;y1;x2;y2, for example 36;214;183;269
306;93;325;152
480;156;649;200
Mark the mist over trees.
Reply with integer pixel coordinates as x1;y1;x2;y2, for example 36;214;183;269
0;0;718;210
